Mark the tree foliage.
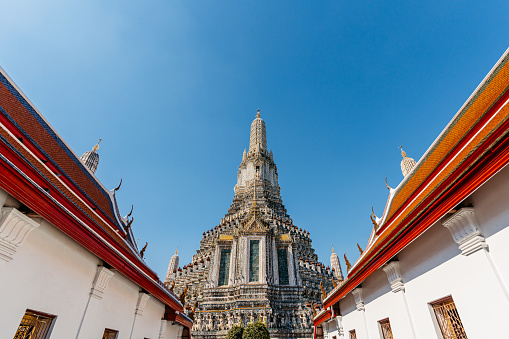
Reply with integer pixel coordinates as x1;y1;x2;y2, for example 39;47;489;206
242;322;270;339
226;325;244;339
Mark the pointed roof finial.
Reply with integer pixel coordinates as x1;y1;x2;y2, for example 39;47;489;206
331;245;335;253
256;109;260;118
399;145;407;158
93;139;102;152
176;245;179;255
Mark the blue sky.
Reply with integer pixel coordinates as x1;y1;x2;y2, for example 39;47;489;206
1;1;509;279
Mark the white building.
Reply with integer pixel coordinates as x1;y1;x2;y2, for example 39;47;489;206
314;49;509;339
0;67;192;338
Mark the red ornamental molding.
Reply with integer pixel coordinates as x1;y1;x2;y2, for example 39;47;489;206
313;309;332;326
0;138;183;312
319;104;509;323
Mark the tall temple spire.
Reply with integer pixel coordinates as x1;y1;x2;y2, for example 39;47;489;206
249;109;267;154
330;245;344;280
80;139;101;174
165;247;180;283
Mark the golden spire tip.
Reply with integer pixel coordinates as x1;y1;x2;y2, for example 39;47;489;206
256;109;260;118
399;145;407;158
92;139;102;152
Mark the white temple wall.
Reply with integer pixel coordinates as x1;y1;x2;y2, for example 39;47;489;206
0;189;185;339
327;165;509;339
338;294;367;338
470;163;509;287
0;218;99;339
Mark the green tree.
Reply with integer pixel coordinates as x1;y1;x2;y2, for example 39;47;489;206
226;325;244;339
242;322;270;339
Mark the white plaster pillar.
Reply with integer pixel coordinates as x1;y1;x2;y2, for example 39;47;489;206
351;288;370;339
272;237;279;285
351;288;364;311
212;246;221;287
443;207;509;303
158;319;167;339
90;266;115;299
442;207;487;255
382;261;417;339
287;244;296;286
260;236;267;283
335;315;344;338
0;207;41;262
229;238;237;286
135;292;151;316
243;237;249;283
382;261;404;293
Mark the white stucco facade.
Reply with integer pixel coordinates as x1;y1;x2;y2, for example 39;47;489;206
0;188;186;339
320;164;509;339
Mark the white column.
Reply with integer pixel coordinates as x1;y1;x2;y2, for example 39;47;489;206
351;288;370;339
208;246;220;287
243;237;249;283
158;320;167;339
287;244;296;286
272;238;279;285
260;236;267;283
443;207;509;303
228;238;237;286
382;261;417;339
135;292;151;316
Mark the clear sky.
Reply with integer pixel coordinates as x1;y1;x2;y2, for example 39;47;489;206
2;1;509;279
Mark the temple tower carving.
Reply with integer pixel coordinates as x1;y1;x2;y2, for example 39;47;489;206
165;111;334;339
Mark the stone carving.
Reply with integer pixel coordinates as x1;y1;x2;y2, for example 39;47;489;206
442;207;488;256
383;260;405;293
135;292;151;316
90;266;114;300
0;207;41;262
351;288;364;311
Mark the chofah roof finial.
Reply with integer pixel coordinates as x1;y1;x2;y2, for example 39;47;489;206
399;146;417;177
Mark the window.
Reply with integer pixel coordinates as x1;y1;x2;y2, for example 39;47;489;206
278;248;289;285
218;248;231;286
349;330;357;339
13;309;55;339
379;318;394;339
431;296;468;339
249;240;260;282
102;329;118;339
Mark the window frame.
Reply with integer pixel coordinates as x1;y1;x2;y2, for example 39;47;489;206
102;328;119;339
378;317;394;339
428;295;468;339
13;309;56;339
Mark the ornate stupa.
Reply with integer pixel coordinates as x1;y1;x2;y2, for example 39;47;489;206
165;111;334;339
330;246;344;281
399;146;416;177
80;139;101;173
